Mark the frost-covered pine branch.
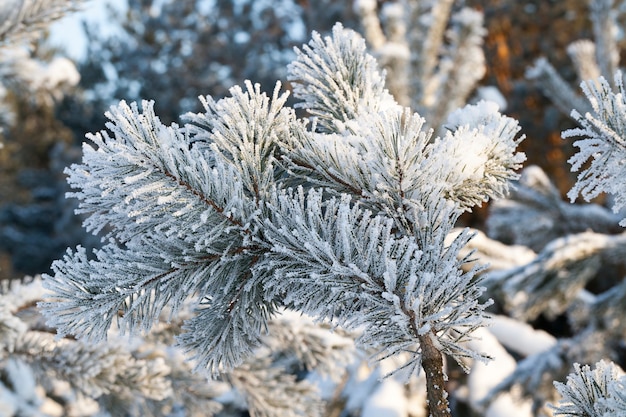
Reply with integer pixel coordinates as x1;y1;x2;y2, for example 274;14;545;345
0;0;82;45
478;327;616;416
564;72;626;225
487;165;622;252
42;23;525;417
0;279;176;416
550;360;626;417
486;230;626;322
479;60;626;415
1;278;358;416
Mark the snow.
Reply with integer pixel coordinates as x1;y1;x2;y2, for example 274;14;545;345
473;86;507;110
489;315;556;357
378;42;411;60
362;378;408;417
445;100;501;130
467;328;533;417
353;0;377;13
3;359;40;413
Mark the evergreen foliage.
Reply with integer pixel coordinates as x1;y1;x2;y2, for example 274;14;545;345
564;72;626;226
481;2;626;414
550;360;626;417
5;1;626;416
354;0;488;131
41;22;524;416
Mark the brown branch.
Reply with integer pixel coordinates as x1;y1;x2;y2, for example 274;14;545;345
140;246;259;289
419;331;451;417
163;170;247;230
402;293;451;417
290;158;365;198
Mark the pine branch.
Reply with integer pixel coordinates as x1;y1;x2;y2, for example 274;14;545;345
42;99;276;374
408;0;455;113
228;357;324;417
261;189;492;375
419;331;451;417
550;360;624;417
564;72;626;226
491;231;626;321
589;0;619;83
430;7;486;131
263;310;356;379
184;81;297;200
40;22;527;414
567;40;602;84
287;22;396;133
526;58;592;117
0;0;82;45
14;331;172;400
487;165;623;252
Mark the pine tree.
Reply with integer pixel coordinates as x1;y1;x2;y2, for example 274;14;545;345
41;22;525;417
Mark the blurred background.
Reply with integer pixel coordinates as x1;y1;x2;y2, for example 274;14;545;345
0;0;614;280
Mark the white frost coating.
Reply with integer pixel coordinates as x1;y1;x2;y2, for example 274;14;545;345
445;100;500;130
466;328;533;417
361;378;408;417
39;22;523;411
551;360;626;417
488;315;557;357
439;128;491;181
565;72;626;226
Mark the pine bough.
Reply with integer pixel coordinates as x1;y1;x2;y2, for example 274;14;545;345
41;23;525;416
2;278;354;416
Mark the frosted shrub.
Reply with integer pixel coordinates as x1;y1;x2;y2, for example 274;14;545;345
42;23;525;417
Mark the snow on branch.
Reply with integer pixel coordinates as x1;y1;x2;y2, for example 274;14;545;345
589;0;620;84
260;188;492;377
184;81;298;200
488;165;622;252
526;58;592;118
487;230;626;321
